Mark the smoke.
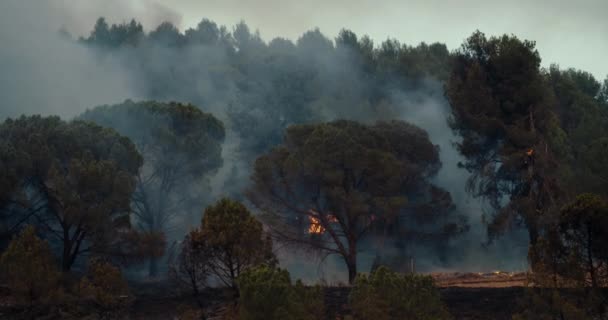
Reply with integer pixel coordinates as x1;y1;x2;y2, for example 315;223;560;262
0;0;182;120
389;81;528;272
0;1;529;280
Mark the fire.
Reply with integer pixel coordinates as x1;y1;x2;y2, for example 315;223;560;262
526;148;534;156
307;212;338;234
308;216;325;234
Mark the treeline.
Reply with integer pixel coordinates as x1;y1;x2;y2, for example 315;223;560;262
0;16;607;319
77;17;452;161
446;32;608;319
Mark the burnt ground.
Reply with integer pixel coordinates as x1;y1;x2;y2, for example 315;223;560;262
440;287;524;320
321;287;524;320
127;284;525;320
0;277;527;319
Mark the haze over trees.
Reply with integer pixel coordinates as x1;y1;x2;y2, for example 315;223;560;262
1;9;608;318
79;100;225;276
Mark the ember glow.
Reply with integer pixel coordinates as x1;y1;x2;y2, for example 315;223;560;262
308;216;325;234
307;213;338;234
526;148;534;156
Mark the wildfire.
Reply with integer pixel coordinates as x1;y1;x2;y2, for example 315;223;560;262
526;148;534;156
307;211;338;234
308;216;325;234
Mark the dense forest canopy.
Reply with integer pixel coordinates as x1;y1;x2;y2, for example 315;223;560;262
0;13;607;287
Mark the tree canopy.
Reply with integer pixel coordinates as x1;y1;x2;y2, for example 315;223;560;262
79;100;225;276
200;198;275;290
0;115;143;271
248;120;467;283
446;31;562;244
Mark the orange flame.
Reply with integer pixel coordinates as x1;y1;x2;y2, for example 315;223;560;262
526;149;534;156
307;212;338;234
308;216;325;234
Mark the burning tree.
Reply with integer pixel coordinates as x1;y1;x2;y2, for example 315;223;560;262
446;31;561;244
248;120;467;283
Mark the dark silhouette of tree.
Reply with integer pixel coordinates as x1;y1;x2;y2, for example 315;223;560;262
148;22;184;47
82;17;143;48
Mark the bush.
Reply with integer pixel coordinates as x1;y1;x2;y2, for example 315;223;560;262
0;226;61;307
349;266;450;320
76;258;133;317
169;228;211;306
514;194;608;319
201;198;276;290
237;265;324;320
176;304;204;320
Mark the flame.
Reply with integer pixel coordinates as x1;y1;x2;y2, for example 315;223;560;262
307;212;338;234
308;216;325;234
526;149;534;156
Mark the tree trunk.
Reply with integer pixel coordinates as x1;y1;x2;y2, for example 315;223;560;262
346;239;358;284
62;237;73;272
347;254;357;285
149;257;159;277
528;223;539;246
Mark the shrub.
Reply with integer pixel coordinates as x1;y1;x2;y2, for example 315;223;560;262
169;228;211;307
237;265;324;320
349;266;450;320
76;258;133;316
202;199;276;290
0;225;61;306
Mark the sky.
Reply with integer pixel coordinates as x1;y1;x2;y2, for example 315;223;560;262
48;0;608;81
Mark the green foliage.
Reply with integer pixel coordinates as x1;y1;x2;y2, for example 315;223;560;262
0;115;143;271
349;266;451;320
201;198;276;289
237;265;324;320
0;225;61;306
169;228;211;305
519;194;608;319
446;30;561;243
556;194;608;288
249;120;466;283
546;66;608;197
76;259;133;317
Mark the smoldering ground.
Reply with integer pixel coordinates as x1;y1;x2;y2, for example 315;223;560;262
0;0;530;281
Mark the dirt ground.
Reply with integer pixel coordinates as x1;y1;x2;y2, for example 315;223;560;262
431;270;527;288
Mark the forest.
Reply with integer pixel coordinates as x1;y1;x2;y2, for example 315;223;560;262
0;12;608;320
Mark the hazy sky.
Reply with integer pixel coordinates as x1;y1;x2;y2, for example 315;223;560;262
33;0;608;80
